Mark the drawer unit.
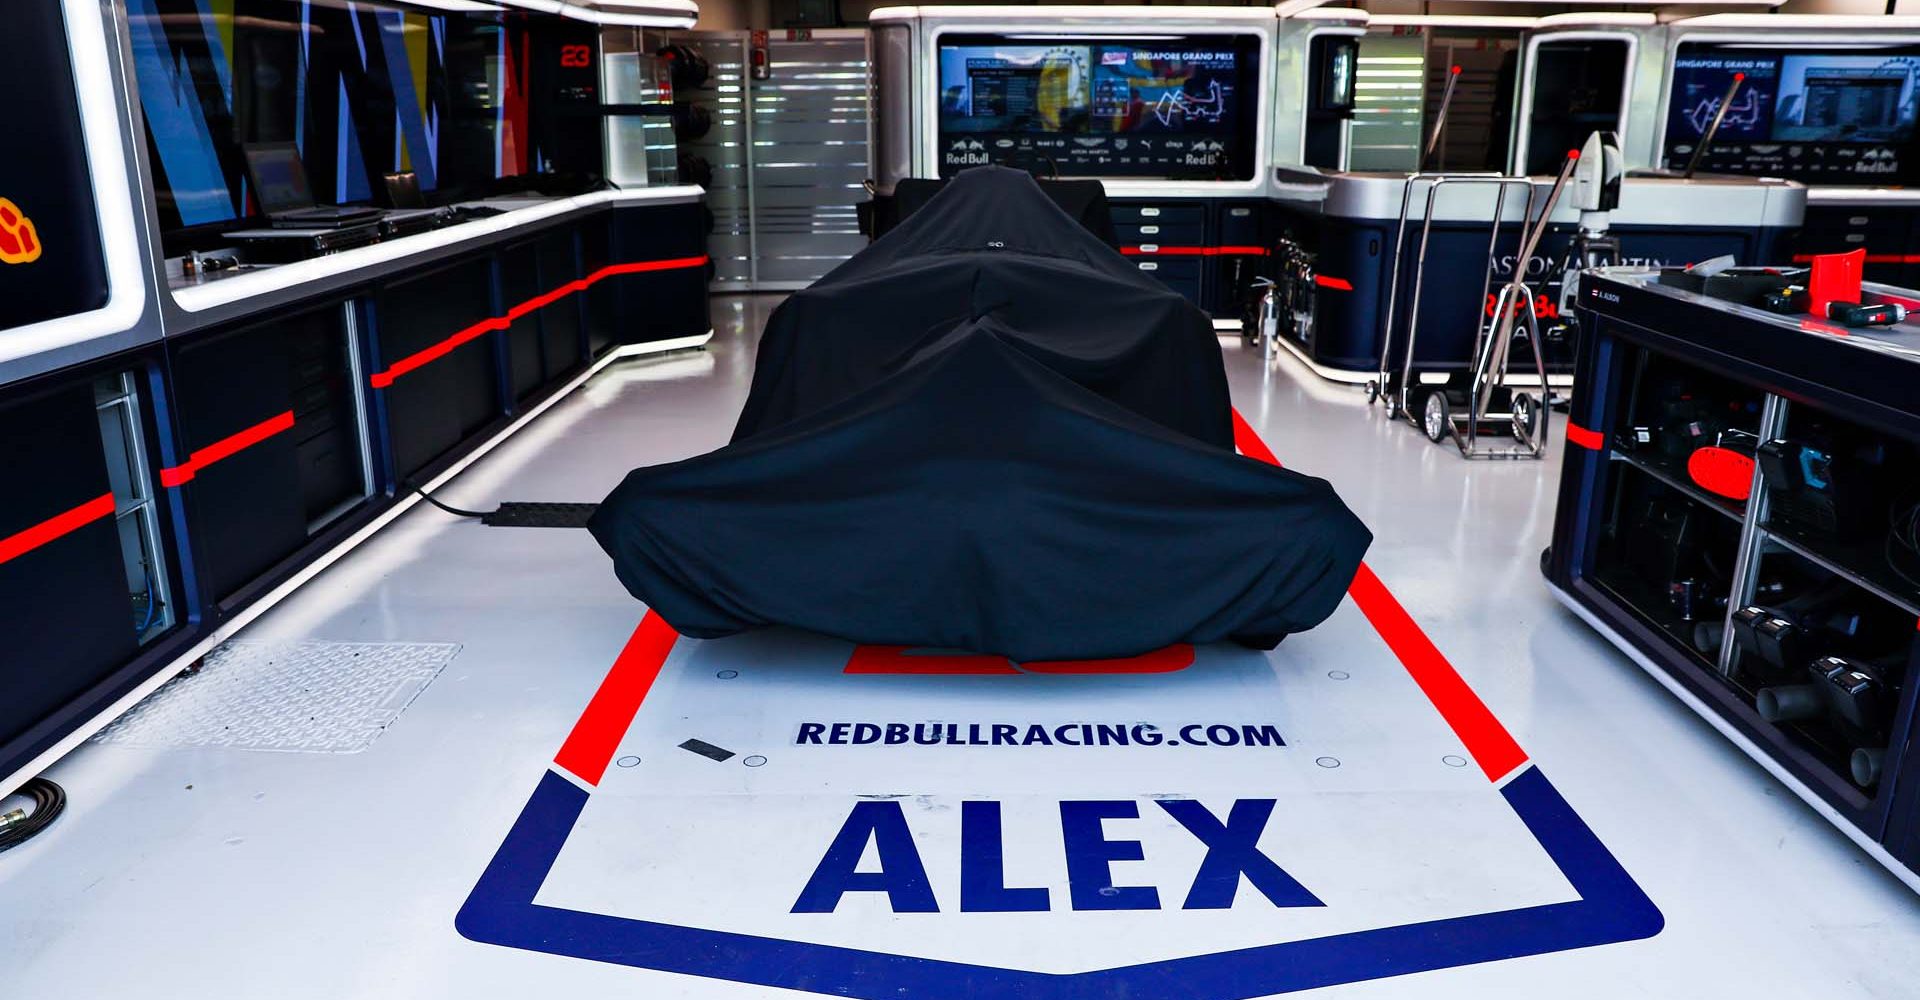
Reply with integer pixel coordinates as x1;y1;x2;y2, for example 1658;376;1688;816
1117;221;1207;246
1798;205;1918;285
1109;200;1276;316
1112;203;1207;228
1133;257;1203;304
1218;204;1263;246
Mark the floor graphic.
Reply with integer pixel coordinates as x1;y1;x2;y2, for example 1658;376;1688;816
455;413;1662;998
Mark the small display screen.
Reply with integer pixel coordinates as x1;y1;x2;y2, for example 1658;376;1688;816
1775;54;1915;144
1663;44;1920;183
935;34;1260;180
1325;44;1354;109
243;144;315;214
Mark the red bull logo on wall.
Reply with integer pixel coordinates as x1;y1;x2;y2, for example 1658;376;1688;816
0;198;42;265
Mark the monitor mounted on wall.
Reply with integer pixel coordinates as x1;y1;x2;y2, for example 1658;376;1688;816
934;33;1262;181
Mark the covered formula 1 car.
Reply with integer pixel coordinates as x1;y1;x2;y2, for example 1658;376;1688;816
732;165;1231;449
589;168;1371;661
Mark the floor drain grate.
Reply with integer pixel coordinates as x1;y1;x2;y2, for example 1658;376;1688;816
90;640;459;753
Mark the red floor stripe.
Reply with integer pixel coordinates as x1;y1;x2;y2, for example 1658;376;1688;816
1231;406;1530;783
159;409;297;488
1344;564;1529;782
554;610;681;786
370;254;710;389
1229;408;1281;465
0;493;116;566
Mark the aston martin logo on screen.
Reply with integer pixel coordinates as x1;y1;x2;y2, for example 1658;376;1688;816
0;198;42;265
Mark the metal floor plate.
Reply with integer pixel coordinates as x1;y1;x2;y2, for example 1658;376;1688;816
90;640;459;753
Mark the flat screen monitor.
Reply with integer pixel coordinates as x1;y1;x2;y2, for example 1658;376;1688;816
935;33;1261;181
1662;43;1920;184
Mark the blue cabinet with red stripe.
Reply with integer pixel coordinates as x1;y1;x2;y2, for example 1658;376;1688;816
608;201;713;345
1268;175;1801;380
0;199;711;794
1111;199;1269;318
536;230;587;384
0;0;714;798
169;316;313;603
0;382;143;754
377;256;504;481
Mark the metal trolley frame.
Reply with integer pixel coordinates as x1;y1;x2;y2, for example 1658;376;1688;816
1366;158;1577;459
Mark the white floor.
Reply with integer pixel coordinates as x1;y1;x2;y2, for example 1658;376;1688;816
3;295;1918;998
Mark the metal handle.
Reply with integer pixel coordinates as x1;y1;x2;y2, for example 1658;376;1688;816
1684;72;1745;180
1421;65;1462;171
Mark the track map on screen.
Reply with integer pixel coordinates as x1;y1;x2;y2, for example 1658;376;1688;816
936;35;1258;179
1663;45;1920;183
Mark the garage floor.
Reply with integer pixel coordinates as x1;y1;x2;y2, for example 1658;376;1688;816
3;296;1918;998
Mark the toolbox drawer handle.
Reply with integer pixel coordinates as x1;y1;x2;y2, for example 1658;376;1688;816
1230;207;1252;216
1140;225;1161;235
1846;234;1867;243
1850;216;1870;226
1139;261;1160;271
1141;207;1161;217
1139;243;1160;253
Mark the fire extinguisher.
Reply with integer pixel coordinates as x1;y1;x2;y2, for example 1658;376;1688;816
749;30;770;81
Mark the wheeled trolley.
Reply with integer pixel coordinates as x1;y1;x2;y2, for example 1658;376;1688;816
1366;156;1579;458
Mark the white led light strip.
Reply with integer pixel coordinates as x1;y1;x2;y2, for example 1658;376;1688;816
490;0;699;26
0;0;150;368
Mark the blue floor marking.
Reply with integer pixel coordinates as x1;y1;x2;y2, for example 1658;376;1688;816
455;765;1662;997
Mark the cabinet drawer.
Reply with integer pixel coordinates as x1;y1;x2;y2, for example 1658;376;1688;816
1112;203;1206;227
1134;258;1204;281
1118;222;1207;245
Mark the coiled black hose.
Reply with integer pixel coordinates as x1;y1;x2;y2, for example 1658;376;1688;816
0;778;66;854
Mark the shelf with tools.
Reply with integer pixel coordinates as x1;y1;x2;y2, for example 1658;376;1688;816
1608;449;1747;524
1546;267;1920;887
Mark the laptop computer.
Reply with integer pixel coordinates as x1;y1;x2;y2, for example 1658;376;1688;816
242;142;384;229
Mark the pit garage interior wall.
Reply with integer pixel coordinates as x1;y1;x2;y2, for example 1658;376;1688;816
0;200;711;796
671;30;870;290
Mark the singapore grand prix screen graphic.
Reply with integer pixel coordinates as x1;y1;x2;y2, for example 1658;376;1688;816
936;35;1260;180
1662;44;1920;183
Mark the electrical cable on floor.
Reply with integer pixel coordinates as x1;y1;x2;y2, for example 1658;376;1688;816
0;778;66;855
404;480;491;519
403;479;599;529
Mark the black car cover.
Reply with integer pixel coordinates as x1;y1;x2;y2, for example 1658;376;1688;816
590;315;1372;662
863;175;1118;245
591;166;1370;659
733;166;1232;449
